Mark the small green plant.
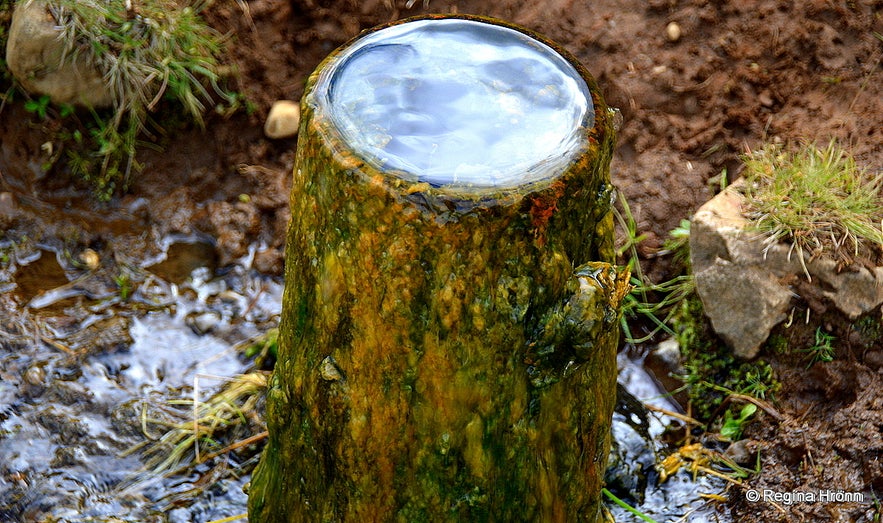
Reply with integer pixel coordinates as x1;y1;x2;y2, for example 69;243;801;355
114;272;132;300
614;192;694;343
674;296;779;420
720;403;757;441
601;488;659;523
24;95;51;119
661;218;691;269
740;366;777;400
46;0;236;200
801;327;836;368
853;315;883;347
741;141;883;270
243;328;278;369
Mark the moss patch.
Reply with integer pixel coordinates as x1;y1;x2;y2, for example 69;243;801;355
673;295;780;421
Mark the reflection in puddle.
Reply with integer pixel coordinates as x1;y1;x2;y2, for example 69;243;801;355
147;237;218;286
11;250;71;304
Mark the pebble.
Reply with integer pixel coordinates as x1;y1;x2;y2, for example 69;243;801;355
666;22;682;43
22;364;47;398
725;438;757;466
864;350;883;370
24;364;46;386
651;337;682;370
80;248;101;270
0;191;18;223
185;310;222;335
264;100;301;139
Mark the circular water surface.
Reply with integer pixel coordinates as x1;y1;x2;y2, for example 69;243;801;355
318;18;594;189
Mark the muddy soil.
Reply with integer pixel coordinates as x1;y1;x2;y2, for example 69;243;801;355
1;0;882;521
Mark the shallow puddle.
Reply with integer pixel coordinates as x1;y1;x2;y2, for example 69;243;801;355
611;349;730;522
147;237;219;286
9;250;71;304
0;240;280;522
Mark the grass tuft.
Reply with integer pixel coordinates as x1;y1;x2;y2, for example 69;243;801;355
46;0;236;200
125;372;267;476
740;141;883;268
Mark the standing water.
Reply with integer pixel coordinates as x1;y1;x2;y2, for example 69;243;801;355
318;18;594;188
0;238;281;522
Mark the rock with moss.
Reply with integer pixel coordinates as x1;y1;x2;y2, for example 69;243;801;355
691;179;883;359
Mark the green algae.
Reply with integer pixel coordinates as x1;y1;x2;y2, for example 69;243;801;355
249;15;625;523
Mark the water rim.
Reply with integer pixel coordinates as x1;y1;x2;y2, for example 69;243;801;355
304;14;612;202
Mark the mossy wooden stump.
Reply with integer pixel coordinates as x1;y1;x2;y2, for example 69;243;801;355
249;16;628;522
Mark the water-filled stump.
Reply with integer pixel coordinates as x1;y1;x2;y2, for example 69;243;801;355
248;15;628;522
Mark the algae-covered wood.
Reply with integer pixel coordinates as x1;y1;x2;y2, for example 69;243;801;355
248;15;627;522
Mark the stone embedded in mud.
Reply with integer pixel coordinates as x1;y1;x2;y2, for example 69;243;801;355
318;18;594;188
690;180;883;359
5;0;114;107
0;192;20;228
185;310;223;335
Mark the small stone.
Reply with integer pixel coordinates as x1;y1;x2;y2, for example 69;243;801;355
264;100;301;139
186;311;222;335
666;22;682;43
651;338;682;370
24;364;46;387
79;248;101;271
864;350;883;370
758;90;774;107
725;439;757;466
22;364;47;398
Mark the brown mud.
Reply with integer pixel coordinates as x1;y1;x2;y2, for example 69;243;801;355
1;1;882;522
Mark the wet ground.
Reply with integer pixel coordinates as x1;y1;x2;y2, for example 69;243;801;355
1;0;883;522
0;235;719;522
0;240;280;522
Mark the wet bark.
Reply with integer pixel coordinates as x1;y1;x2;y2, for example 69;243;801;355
249;16;627;523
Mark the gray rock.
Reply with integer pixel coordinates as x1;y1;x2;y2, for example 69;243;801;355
5;0;113;107
690;180;883;359
649;337;683;372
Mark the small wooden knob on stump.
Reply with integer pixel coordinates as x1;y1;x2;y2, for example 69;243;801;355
249;15;628;522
